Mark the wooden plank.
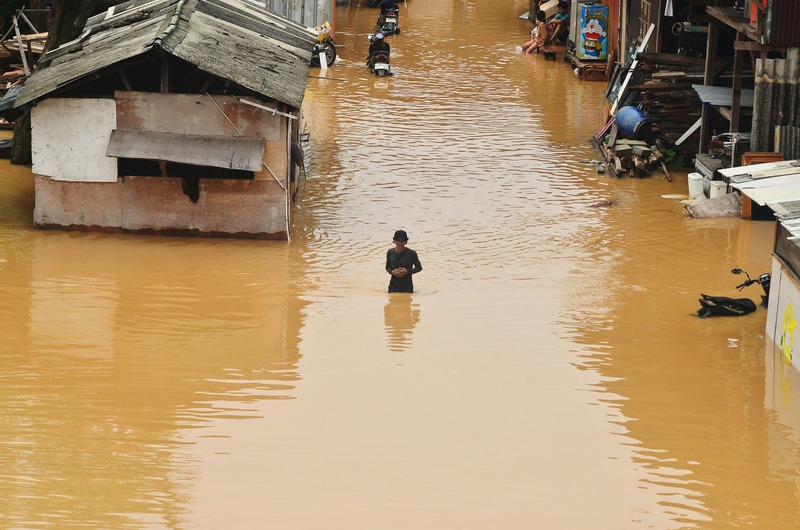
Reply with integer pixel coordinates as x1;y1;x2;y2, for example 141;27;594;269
636;52;706;67
631;82;696;91
733;41;787;51
107;129;266;171
614;144;633;156
730;39;743;132
608;122;618;147
676;117;703;145
705;5;760;42
32;98;118;182
610;23;655;114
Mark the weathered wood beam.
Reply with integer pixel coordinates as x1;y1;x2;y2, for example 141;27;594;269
699;19;719;154
705;5;760;42
632;82;695;91
636;52;706;67
733;41;787;52
731;35;743;132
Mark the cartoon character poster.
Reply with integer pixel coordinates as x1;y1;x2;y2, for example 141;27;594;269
578;4;608;61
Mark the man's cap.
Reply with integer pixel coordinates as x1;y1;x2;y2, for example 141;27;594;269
393;230;408;241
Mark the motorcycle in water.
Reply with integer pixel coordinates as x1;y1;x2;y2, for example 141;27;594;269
377;0;400;35
310;21;337;68
695;268;772;318
367;32;392;76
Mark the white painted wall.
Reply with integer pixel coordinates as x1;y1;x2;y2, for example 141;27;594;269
31;98;118;182
767;257;800;372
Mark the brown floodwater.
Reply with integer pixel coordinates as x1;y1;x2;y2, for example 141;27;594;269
1;1;797;528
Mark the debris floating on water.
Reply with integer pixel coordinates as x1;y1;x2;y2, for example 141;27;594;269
589;197;619;208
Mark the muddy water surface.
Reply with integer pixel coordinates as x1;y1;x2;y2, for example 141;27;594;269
2;1;798;528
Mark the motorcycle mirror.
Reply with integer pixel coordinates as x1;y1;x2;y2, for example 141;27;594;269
731;268;743;274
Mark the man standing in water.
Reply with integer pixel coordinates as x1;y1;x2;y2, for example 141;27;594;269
386;229;422;293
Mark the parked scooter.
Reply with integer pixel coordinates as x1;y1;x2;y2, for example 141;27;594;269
695;268;771;318
367;32;392;76
377;0;400;35
310;21;337;68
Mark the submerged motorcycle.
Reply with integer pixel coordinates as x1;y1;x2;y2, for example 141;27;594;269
367;32;392;76
310;21;337;68
377;0;400;35
695;268;772;318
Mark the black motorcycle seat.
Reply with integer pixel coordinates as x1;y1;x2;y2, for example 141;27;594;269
698;294;757;315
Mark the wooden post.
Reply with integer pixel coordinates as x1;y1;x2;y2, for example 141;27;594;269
730;33;743;133
698;19;719;155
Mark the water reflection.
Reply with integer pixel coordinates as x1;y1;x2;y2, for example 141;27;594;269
1;227;310;526
567;204;794;526
384;294;421;351
765;343;800;485
4;0;800;526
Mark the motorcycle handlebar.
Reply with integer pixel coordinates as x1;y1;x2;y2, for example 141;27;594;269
737;279;760;290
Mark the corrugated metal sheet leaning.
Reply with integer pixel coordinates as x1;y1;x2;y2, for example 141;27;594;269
751;49;800;156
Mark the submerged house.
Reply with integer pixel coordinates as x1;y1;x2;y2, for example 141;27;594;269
14;0;317;240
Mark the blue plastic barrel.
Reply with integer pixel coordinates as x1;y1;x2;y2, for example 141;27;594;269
615;106;653;142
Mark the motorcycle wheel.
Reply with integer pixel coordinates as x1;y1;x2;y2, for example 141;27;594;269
310;42;337;67
322;40;337;67
376;69;387;77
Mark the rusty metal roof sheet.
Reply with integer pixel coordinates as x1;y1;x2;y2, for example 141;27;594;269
16;0;316;108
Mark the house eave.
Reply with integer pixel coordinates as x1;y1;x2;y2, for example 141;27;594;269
15;0;315;109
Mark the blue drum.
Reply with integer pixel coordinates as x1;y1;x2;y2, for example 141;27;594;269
615;106;654;142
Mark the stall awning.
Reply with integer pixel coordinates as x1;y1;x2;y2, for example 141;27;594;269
692;85;754;107
106;130;265;172
728;159;800;209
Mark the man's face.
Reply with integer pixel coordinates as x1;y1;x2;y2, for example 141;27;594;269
394;238;407;249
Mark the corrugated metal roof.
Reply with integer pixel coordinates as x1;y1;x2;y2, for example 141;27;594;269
729;161;800;237
16;0;316;108
692;84;754;107
768;0;800;47
721;159;800;185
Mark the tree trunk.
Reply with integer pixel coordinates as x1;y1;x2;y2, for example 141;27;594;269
39;0;94;58
11;0;94;165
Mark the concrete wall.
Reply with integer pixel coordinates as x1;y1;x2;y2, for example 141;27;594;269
34;175;287;239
